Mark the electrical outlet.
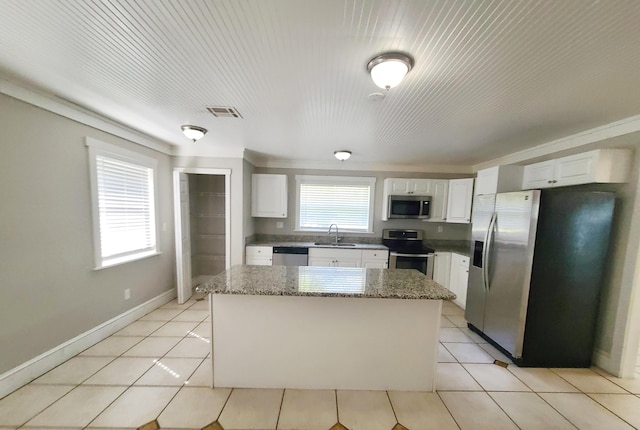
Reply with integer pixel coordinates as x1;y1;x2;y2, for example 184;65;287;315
276;221;284;229
124;289;131;300
437;226;443;233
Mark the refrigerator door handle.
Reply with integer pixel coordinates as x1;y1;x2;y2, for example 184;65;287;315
483;212;497;290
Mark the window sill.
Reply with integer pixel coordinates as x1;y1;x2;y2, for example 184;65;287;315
93;251;162;271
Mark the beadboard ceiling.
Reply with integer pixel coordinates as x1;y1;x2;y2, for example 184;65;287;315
1;0;640;169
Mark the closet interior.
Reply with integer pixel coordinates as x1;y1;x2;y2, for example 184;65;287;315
188;174;226;286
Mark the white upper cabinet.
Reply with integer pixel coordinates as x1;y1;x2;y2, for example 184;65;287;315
475;165;524;195
251;174;288;218
426;180;449;222
382;177;472;222
382;178;432;220
386;178;431;195
522;149;631;190
446;178;474;223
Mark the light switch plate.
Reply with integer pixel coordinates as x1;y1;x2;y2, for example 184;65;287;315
276;221;284;229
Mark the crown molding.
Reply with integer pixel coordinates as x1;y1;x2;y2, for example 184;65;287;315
473;114;640;171
0;79;173;155
245;155;473;174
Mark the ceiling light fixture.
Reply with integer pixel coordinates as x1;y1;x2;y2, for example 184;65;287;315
367;52;414;90
181;125;208;142
334;150;352;161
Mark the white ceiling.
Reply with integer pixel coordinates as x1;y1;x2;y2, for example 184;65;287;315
1;0;640;169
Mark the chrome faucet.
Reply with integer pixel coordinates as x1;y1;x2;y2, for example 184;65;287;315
328;224;339;245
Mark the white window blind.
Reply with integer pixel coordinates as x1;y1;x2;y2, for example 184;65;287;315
296;176;376;233
87;138;158;268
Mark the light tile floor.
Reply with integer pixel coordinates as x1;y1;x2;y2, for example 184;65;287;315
2;298;640;429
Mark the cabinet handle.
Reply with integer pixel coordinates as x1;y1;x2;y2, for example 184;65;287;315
547;180;553;184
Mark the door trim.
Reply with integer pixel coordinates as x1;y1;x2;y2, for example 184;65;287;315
172;168;231;302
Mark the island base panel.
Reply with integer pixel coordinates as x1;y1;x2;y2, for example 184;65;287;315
210;294;441;391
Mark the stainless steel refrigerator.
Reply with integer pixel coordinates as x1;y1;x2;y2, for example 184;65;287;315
465;188;615;367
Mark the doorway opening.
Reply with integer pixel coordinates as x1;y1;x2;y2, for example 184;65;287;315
173;168;231;304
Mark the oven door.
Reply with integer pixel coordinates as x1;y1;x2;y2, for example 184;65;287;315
389;252;434;279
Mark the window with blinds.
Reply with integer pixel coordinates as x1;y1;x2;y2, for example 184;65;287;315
87;138;158;268
296;175;376;233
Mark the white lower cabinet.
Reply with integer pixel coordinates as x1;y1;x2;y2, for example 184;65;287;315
448;253;469;309
361;250;389;268
433;252;452;289
308;248;361;267
308;248;389;268
245;246;273;265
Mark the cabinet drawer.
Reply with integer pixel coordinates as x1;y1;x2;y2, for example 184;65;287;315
309;248;362;259
246;246;273;257
361;250;389;260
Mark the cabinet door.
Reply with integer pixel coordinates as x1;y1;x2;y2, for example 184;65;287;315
246;246;273;265
475;167;499;195
449;253;469;309
427;180;449;222
251;174;287;218
446;178;474;223
388;178;412;194
361;250;389;268
554;152;597;187
308;256;335;267
334;249;362;267
433;252;451;289
410;179;431;195
522;160;555;189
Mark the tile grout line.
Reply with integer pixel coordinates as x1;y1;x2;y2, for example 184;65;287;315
215;387;234;426
83;302;202;429
334;389;340;427
384;391;400;427
583;392;640;429
80;300;207;429
274;388;286;429
435;391;462;430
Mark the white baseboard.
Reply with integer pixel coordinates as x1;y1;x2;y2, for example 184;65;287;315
593;347;616;375
0;289;176;399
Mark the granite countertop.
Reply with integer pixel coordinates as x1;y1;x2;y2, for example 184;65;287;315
247;241;388;250
196;265;456;300
424;241;471;257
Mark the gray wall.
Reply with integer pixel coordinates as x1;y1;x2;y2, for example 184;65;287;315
591;142;640;362
253;167;472;242
0;93;176;374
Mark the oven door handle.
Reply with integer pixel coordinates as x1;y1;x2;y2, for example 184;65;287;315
390;252;434;258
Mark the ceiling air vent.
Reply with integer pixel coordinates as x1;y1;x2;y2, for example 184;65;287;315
206;106;243;118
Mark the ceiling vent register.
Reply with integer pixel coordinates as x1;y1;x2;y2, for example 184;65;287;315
206;106;243;118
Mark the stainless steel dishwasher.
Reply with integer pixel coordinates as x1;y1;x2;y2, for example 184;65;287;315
272;247;309;266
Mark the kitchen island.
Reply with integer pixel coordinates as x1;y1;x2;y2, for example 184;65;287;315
196;265;455;391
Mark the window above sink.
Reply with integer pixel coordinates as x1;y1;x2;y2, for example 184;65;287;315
295;175;376;234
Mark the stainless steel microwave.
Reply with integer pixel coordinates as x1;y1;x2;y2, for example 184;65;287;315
387;195;432;219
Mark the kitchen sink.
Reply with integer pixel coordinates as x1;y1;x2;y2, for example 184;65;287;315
313;242;357;247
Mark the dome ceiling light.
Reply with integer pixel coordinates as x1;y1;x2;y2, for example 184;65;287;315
181;125;208;142
334;150;352;161
366;52;414;91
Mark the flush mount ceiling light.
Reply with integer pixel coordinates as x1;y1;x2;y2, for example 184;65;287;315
334;150;352;161
181;125;208;142
367;52;414;90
